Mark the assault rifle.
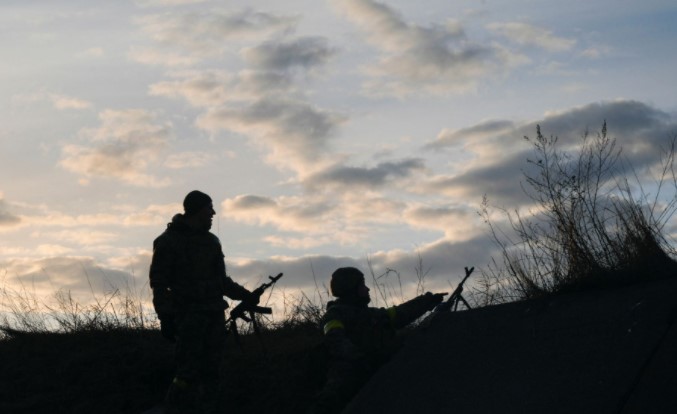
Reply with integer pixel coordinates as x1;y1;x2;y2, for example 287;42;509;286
435;266;474;312
226;272;283;351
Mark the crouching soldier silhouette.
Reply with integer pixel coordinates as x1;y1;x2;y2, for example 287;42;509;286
309;267;447;414
149;190;255;414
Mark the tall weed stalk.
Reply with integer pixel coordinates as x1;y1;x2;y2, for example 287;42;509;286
479;122;677;302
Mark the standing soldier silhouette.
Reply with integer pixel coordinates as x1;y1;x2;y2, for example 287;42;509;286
150;190;255;414
309;267;447;414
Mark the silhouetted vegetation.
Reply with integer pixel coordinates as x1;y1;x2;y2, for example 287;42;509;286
0;288;326;414
0;260;431;413
478;122;677;303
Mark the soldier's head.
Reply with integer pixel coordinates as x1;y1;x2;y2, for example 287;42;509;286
183;190;215;231
330;267;370;304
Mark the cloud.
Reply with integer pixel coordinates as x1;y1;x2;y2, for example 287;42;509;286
333;0;515;96
221;191;406;247
128;47;199;67
403;204;484;241
29;229;119;246
149;35;336;104
263;235;337;250
539;100;674;148
146;33;343;172
50;94;93;110
149;34;342;175
132;9;299;65
423;152;535;207
242;36;338;73
135;0;209;7
59;109;172;187
333;0;464;53
164;151;216;169
304;158;426;190
580;45;612;59
77;47;105;58
487;22;576;52
222;194;334;233
140;10;341;176
0;255;152;312
0;198;21;227
3;257;95;290
121;203;181;226
197;98;345;172
426;119;515;150
422;100;677;208
11;92;92;110
149;69;294;106
225;194;277;210
0;202;178;236
34;244;75;256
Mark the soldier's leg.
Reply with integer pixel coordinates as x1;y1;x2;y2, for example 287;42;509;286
197;311;227;414
166;312;211;414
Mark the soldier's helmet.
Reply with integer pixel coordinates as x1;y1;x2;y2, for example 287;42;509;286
330;267;365;298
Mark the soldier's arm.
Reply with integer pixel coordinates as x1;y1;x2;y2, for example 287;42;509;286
212;235;252;301
206;234;251;300
387;292;445;329
222;276;252;301
149;237;175;316
149;237;172;289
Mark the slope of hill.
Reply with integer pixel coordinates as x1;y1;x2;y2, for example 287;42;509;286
344;277;677;414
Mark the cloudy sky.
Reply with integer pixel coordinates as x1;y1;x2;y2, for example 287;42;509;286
2;0;677;316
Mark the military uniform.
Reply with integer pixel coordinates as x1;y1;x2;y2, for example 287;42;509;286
310;269;443;414
150;213;250;414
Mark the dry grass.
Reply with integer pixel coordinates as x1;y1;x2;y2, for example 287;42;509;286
477;122;677;304
0;276;157;337
0;286;327;414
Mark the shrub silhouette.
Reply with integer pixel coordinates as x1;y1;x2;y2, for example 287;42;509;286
0;289;326;414
479;122;677;302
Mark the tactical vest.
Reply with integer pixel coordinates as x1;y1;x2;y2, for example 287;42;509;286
158;228;228;311
324;301;397;357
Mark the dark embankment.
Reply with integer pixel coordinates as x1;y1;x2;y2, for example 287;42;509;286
0;328;174;413
344;276;677;414
3;276;677;414
0;322;325;414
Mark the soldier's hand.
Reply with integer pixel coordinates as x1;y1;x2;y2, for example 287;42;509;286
160;317;176;342
423;292;448;310
152;287;174;315
244;289;261;305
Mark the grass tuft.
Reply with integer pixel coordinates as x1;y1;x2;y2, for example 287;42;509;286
478;122;677;303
